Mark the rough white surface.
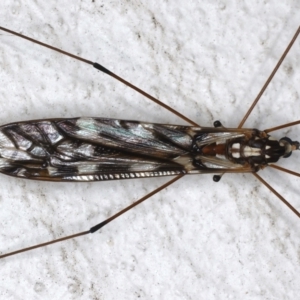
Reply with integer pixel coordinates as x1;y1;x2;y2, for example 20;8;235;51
0;1;299;299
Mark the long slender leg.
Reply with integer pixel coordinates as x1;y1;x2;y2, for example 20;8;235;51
264;120;300;133
238;26;300;128
269;164;300;177
252;173;300;219
0;26;198;126
0;174;184;259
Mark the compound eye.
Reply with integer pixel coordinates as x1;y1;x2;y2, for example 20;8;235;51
279;137;293;158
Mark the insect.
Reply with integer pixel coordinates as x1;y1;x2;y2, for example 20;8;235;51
0;24;299;261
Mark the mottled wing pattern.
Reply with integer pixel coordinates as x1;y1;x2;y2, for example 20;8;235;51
0;118;192;181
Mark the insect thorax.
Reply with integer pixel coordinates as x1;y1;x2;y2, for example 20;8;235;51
191;128;298;173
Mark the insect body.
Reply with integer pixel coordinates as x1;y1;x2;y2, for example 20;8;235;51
0;117;298;181
0;25;299;259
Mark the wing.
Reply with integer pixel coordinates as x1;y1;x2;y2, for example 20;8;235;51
0;117;252;181
0;118;190;181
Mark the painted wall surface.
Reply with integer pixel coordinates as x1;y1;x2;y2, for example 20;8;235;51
0;1;299;299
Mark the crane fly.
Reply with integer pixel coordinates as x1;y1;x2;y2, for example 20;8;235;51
0;26;299;259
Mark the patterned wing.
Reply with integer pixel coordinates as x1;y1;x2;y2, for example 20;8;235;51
0;118;193;181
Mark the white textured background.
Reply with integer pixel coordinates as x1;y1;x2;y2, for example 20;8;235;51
0;1;299;299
